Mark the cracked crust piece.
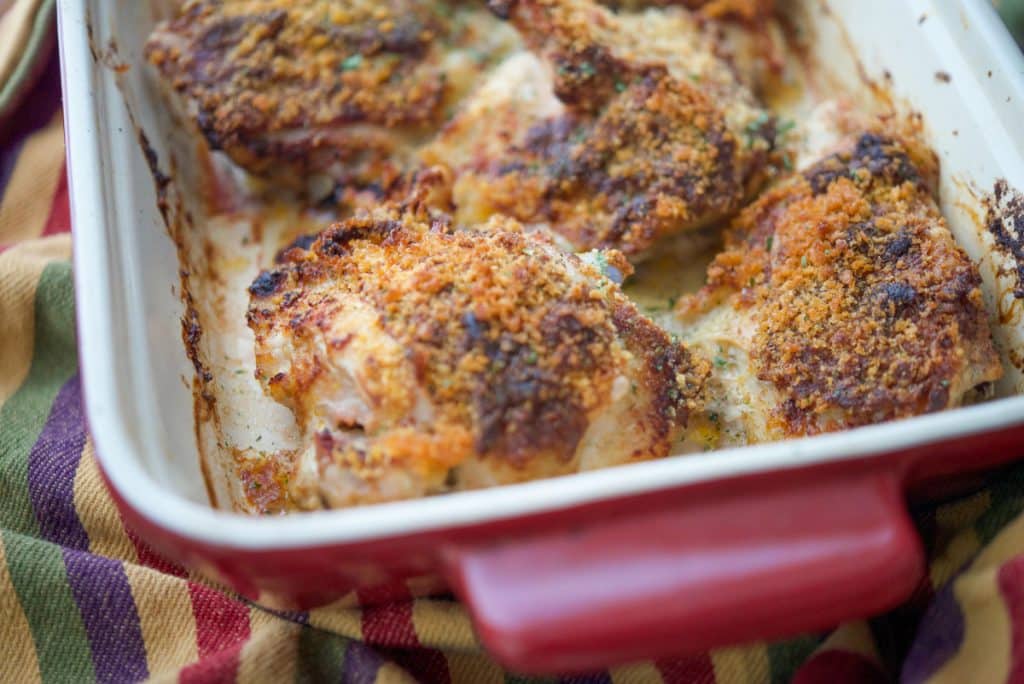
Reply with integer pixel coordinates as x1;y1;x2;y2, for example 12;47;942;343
145;0;519;203
421;0;779;261
676;131;1002;443
246;191;709;508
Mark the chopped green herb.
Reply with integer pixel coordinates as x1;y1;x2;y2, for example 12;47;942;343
709;412;719;423
782;154;794;171
341;54;363;71
744;112;771;148
714;356;728;368
765;236;774;251
579;61;596;77
801;255;808;267
614;80;627;92
776;119;797;136
689;73;701;83
940;379;951;387
525;349;539;364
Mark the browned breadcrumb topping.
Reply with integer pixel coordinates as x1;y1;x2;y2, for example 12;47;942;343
247;201;708;477
147;1;446;137
145;0;511;190
468;0;776;257
479;74;765;256
680;132;1002;435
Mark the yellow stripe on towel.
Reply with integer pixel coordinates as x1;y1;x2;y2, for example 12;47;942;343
0;234;70;405
0;534;42;684
0;111;63;244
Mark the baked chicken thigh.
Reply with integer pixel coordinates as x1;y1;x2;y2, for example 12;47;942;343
677;132;1002;443
247;194;709;508
422;0;777;260
146;0;518;202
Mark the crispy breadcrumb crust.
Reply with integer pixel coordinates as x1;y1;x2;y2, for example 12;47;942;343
450;0;777;258
247;201;708;503
145;0;514;192
679;132;1002;435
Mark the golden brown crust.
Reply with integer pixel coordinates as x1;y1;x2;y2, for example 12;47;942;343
452;0;777;258
680;132;1002;435
146;1;515;193
467;73;765;255
247;198;708;504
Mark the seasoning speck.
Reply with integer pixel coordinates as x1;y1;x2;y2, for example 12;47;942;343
341;54;363;71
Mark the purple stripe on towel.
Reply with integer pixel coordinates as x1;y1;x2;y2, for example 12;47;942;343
62;547;149;684
27;374;90;551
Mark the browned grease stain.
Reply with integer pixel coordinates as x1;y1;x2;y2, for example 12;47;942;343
95;26;233;509
135;128;224;508
984;180;1024;317
779;0;894;110
951;177;985;228
954;177;1024;372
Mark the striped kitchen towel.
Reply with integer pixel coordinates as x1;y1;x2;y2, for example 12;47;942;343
6;34;1024;684
0;0;54;124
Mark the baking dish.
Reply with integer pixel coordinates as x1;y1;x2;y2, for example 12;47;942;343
59;0;1024;674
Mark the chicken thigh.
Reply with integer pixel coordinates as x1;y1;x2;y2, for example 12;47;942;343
247;190;709;508
676;131;1002;444
146;0;519;203
422;0;778;260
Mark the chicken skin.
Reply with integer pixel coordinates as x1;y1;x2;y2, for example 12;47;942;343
145;0;519;202
421;0;777;260
676;132;1002;443
246;191;709;508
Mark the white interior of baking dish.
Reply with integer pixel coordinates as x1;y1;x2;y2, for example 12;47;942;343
61;0;1024;547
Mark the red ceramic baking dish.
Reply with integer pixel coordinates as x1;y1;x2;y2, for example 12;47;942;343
59;0;1024;674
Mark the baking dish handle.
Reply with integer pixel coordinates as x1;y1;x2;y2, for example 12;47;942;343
442;466;922;674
